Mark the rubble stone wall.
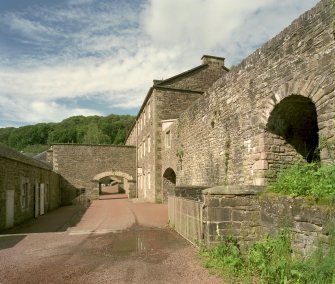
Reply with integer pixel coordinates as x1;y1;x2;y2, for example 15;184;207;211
52;144;136;203
176;0;335;188
203;192;334;256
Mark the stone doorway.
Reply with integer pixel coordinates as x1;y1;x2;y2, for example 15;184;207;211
266;95;319;163
163;168;176;203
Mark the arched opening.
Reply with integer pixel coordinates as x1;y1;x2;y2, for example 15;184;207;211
92;171;135;200
163;168;176;203
266;95;319;163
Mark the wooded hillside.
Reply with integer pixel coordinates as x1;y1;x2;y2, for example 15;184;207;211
0;114;135;154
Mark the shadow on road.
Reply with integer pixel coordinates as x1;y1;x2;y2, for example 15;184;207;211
0;204;89;235
0;235;27;250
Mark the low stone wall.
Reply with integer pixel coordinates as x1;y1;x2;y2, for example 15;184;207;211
173;185;208;201
202;186;335;255
260;195;334;256
202;186;264;250
170;185;335;255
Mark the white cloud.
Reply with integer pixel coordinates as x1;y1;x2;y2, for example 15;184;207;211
68;0;94;5
2;13;59;41
142;0;270;48
0;95;101;127
0;0;319;127
141;0;318;66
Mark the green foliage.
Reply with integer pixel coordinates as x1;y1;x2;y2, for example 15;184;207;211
82;123;110;144
200;228;335;284
247;229;292;283
268;162;335;200
199;236;243;276
0;114;135;153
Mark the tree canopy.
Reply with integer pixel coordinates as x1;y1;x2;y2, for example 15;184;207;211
0;114;135;154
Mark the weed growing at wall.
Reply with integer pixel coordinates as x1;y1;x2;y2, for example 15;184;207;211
199;236;243;277
267;162;335;201
199;228;335;283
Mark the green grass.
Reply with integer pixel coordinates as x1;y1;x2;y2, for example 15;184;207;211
267;162;335;202
199;228;335;283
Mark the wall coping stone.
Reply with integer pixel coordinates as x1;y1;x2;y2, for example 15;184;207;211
203;185;266;195
52;143;136;148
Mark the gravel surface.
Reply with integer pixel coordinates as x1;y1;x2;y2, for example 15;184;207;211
0;194;222;284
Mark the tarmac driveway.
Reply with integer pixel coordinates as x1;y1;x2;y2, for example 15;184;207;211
0;196;221;284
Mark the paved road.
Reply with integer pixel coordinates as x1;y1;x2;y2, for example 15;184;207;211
0;193;221;284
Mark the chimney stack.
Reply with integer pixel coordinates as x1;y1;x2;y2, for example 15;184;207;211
201;55;225;67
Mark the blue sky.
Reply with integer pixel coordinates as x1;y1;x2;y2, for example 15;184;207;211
0;0;318;127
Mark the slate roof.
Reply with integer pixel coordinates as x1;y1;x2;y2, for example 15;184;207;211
0;143;53;170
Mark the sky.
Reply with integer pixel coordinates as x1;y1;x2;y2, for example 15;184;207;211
0;0;319;128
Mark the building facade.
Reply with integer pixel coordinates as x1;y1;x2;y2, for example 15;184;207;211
125;55;228;202
0;144;61;230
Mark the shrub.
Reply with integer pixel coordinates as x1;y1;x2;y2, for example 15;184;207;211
200;227;335;283
268;162;335;201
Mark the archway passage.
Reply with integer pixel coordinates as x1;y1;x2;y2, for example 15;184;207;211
92;171;135;200
163;168;176;203
266;95;319;162
99;177;124;198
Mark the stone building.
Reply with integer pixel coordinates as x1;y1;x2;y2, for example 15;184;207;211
168;0;335;189
125;0;334;202
125;55;228;202
0;144;61;230
1;0;333;250
166;0;335;250
51;144;136;203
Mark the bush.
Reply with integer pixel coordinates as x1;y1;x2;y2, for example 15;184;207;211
268;162;335;200
199;236;243;276
200;228;335;284
247;229;292;283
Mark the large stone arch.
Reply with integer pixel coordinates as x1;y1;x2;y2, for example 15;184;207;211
259;76;327;128
266;95;319;162
162;167;176;203
250;77;329;186
92;171;135;198
253;91;321;186
92;171;134;182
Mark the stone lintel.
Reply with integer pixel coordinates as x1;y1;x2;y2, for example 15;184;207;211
203;185;265;195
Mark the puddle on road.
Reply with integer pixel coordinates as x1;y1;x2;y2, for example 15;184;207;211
87;228;188;257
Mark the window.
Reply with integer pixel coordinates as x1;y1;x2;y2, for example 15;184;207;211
147;172;151;190
143;111;146;126
139;143;142;158
21;182;29;209
165;130;171;148
143;140;146;156
148;136;151;153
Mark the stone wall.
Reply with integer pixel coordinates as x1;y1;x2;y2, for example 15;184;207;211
161;121;179;200
175;0;335;188
126;55;229;203
52;144;136;203
155;88;203;121
202;189;335;256
158;56;228;92
0;145;60;230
